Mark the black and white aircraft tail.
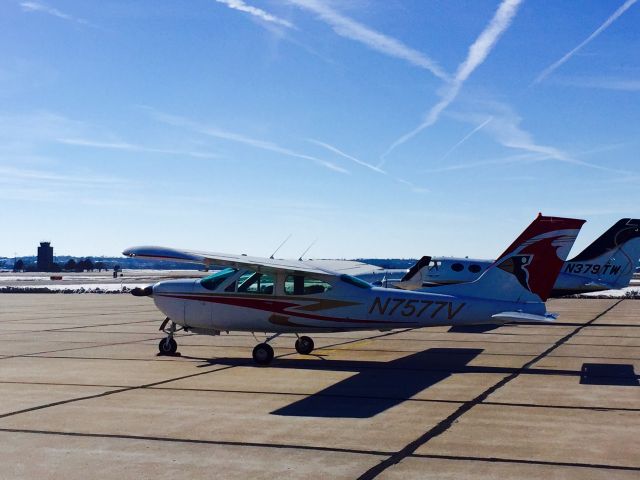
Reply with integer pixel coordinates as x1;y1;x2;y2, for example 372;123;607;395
555;218;640;295
395;255;431;290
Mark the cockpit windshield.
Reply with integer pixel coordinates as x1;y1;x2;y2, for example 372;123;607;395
200;268;237;291
340;274;372;289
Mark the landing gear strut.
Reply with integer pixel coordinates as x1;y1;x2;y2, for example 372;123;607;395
158;318;180;355
295;335;314;355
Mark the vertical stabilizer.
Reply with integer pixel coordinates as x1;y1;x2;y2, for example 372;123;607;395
430;214;586;302
562;218;640;290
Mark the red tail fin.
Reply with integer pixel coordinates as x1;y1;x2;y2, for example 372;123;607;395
493;214;586;301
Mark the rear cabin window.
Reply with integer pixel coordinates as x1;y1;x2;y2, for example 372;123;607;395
284;275;332;295
237;271;275;295
200;268;238;291
468;264;482;273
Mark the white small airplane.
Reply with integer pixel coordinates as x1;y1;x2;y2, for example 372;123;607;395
398;218;640;297
124;214;584;365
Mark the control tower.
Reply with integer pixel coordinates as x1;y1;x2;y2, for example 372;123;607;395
37;242;54;272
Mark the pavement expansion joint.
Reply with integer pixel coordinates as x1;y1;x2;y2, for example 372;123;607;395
356;299;627;480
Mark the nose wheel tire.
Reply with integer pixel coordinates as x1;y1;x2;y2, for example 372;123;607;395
158;337;177;355
252;343;274;365
295;336;314;355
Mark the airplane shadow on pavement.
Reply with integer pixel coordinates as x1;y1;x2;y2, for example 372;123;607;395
270;347;483;418
447;324;503;333
186;347;483;418
580;363;640;386
187;348;639;418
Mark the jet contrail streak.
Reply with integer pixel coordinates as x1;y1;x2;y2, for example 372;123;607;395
214;0;294;28
437;117;493;163
306;139;386;174
534;0;638;84
380;0;522;165
150;109;348;173
285;0;448;80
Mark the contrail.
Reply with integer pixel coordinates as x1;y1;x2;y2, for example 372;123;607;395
380;0;522;165
437;116;493;163
149;109;349;174
534;0;638;84
306;139;386;174
57;138;219;159
214;0;294;28
285;0;448;80
20;1;89;25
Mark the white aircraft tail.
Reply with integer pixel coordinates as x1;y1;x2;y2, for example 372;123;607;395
430;214;586;303
565;219;640;289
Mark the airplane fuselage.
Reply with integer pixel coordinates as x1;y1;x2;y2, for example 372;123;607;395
151;277;544;334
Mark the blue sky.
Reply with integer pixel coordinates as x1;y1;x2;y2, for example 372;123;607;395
2;0;638;259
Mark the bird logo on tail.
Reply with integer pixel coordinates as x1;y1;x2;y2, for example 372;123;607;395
497;234;568;300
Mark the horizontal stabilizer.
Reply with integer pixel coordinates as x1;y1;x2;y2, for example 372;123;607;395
491;311;558;323
584;281;615;289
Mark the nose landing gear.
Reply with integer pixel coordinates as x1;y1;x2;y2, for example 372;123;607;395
159;337;178;355
158;317;181;356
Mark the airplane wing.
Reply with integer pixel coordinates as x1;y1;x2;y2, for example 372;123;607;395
491;311;558;323
306;259;387;276
122;245;343;276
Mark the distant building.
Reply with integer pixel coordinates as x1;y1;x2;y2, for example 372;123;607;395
37;242;54;271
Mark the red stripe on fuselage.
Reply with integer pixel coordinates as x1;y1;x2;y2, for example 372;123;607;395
158;293;415;326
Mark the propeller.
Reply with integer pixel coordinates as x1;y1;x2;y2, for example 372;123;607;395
131;285;153;297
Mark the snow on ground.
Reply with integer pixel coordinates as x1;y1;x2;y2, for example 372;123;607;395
581;286;640;298
0;270;207;293
30;283;143;291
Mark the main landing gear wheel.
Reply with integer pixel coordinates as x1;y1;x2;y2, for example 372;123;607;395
252;343;274;365
295;336;314;355
158;337;177;355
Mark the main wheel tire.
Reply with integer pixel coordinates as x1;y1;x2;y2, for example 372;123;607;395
295;336;314;355
252;343;274;365
158;337;177;355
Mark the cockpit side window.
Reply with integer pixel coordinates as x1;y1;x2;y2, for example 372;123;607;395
284;275;332;295
237;271;275;295
200;268;238;291
428;260;441;272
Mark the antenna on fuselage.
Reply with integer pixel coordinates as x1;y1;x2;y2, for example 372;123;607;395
269;233;292;259
298;239;318;261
